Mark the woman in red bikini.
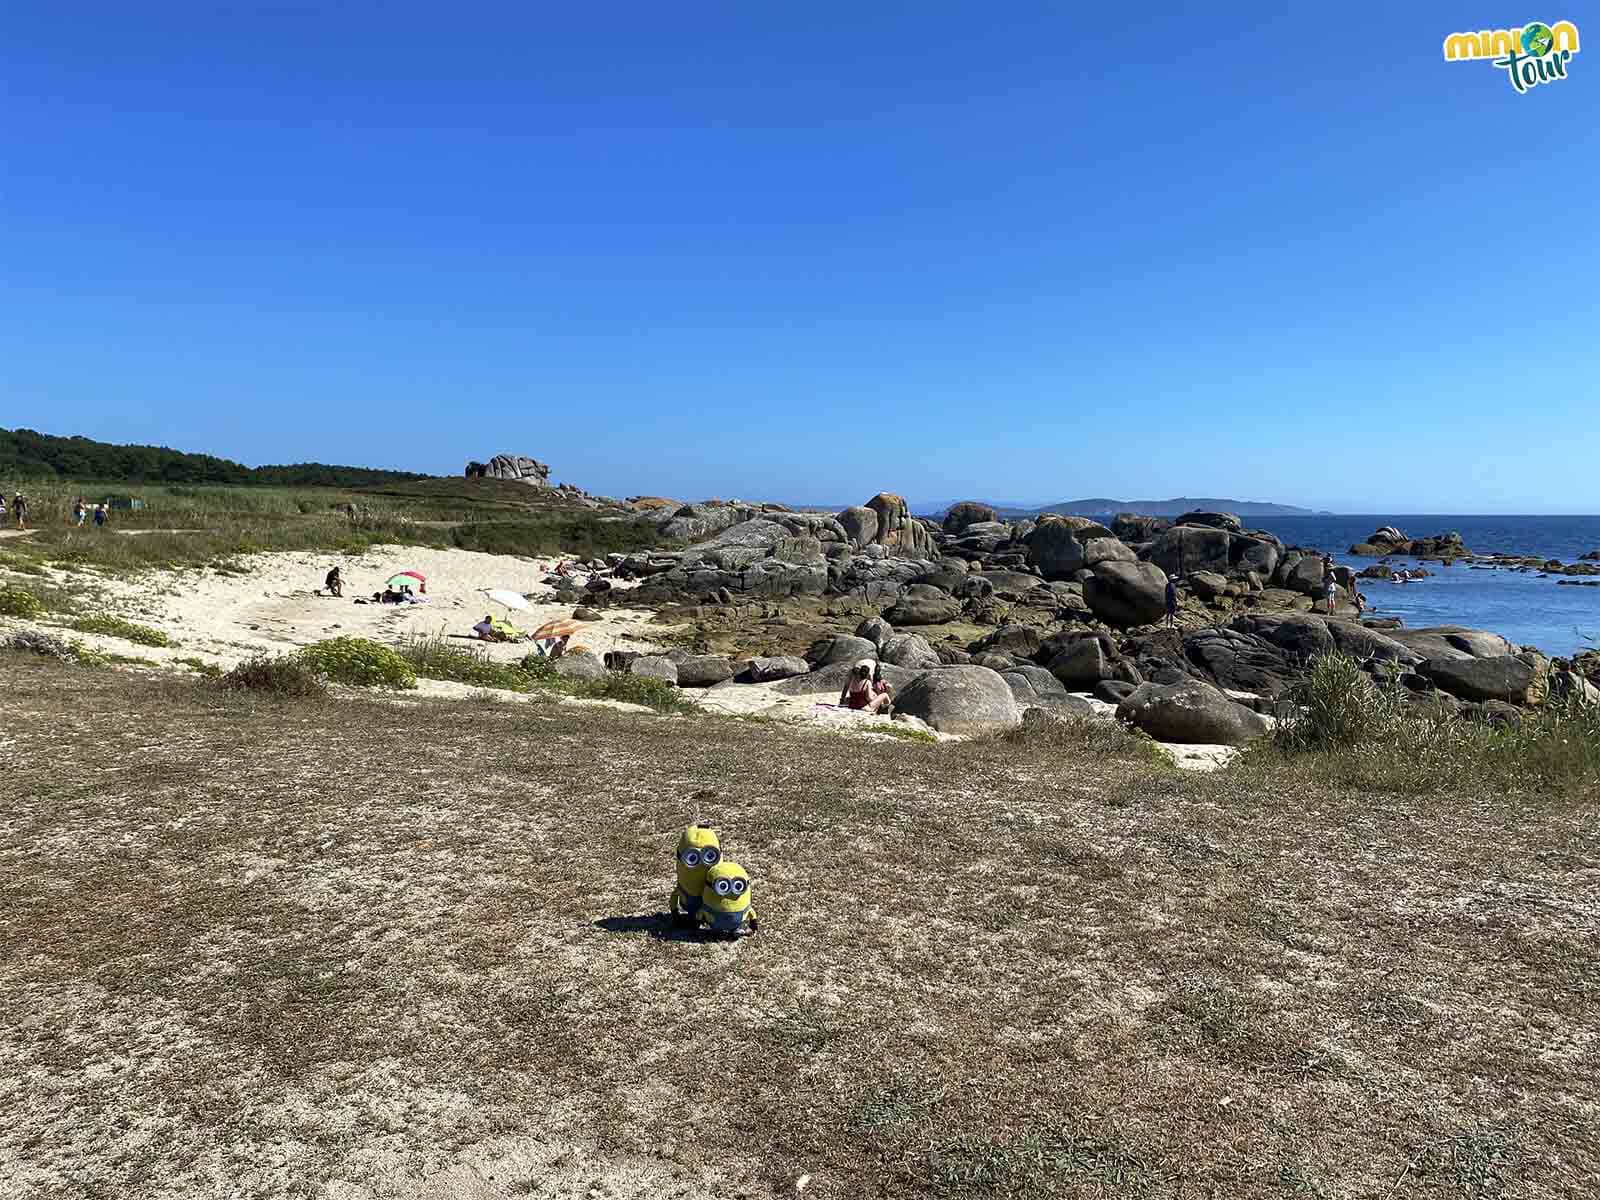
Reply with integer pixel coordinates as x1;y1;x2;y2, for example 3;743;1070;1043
840;659;893;715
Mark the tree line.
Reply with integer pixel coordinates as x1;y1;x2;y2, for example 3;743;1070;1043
0;428;431;488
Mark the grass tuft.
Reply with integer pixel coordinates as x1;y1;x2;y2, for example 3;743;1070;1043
218;654;330;699
402;633;537;692
67;612;172;647
0;582;47;618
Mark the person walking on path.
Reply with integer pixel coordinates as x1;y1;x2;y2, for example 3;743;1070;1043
1165;574;1179;628
13;492;28;530
92;503;107;529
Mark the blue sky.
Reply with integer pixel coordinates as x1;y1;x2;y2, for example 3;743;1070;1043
2;4;1596;511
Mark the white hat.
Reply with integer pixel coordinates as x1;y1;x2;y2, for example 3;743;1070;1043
855;658;875;672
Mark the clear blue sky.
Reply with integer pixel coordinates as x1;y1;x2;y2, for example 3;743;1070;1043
2;4;1596;512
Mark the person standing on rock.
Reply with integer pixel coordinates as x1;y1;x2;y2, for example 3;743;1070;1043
1321;564;1338;615
1164;575;1178;628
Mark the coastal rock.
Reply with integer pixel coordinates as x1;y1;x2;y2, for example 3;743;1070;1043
838;506;879;548
1111;513;1171;542
746;655;810;683
1024;518;1088;580
942;501;999;534
854;616;894;651
675;655;736;688
659;502;754;542
866;493;935;557
1048;635;1115;687
883;583;961;626
970;625;1044;659
979;570;1043;597
551;650;606;681
806;634;879;668
1174;511;1242;532
1188;571;1229;601
628;655;679;685
1084;561;1169;627
1422;654;1542;704
466;454;551;486
1146;525;1232;576
1182;627;1298;697
893;666;1023;735
880;633;943;670
1081;536;1136;568
1387;626;1515;662
1117;679;1270;746
1093;679;1137;704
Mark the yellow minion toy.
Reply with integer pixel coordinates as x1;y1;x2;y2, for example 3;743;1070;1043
669;824;721;921
697;859;757;936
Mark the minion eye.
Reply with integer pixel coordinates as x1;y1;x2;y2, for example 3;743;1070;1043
731;879;746;895
714;879;732;896
681;850;700;867
701;847;720;865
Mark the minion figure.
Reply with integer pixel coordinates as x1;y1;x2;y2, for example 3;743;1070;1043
697;860;758;936
669;824;721;922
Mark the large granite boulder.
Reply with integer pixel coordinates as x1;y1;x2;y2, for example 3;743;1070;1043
1182;627;1298;697
969;625;1044;660
1146;525;1232;576
628;655;679;685
746;655;810;683
1024;518;1089;580
805;634;879;668
978;570;1043;596
1387;626;1515;662
675;655;736;688
1112;513;1171;542
838;505;879;548
854;616;894;651
1082;537;1136;568
1117;679;1270;745
551;650;606;681
893;666;1023;735
880;632;942;670
883;584;961;626
1048;635;1116;687
1084;561;1169;627
1174;510;1242;532
866;493;936;557
658;502;754;542
466;454;551;485
943;501;999;534
1423;654;1543;704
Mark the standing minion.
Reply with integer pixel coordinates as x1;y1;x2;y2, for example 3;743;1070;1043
669;824;722;921
697;860;757;936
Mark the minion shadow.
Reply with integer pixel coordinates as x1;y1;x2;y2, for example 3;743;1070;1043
593;913;708;942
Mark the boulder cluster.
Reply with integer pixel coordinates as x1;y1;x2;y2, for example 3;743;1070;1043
1348;525;1473;558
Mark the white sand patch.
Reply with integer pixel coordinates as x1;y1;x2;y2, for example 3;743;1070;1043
4;544;679;670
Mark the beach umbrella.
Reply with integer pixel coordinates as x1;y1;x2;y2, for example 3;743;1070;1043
531;618;584;640
385;570;427;592
484;588;530;612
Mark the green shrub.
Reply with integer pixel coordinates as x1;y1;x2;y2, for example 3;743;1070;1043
570;672;698;715
68;613;172;647
1275;651;1397;751
0;583;46;618
518;651;560;682
401;633;535;692
177;655;224;679
298;637;417;690
219;654;330;699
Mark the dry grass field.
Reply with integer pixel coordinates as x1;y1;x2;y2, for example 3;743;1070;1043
2;658;1596;1199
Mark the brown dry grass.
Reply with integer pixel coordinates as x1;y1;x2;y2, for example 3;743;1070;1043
1;657;1596;1199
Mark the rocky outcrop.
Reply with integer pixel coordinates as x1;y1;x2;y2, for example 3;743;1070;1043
1111;513;1171;542
1422;653;1545;704
880;632;942;670
865;493;936;558
1349;528;1472;558
1146;523;1282;580
628;655;679;684
893;666;1023;735
1117;679;1269;745
883;583;961;626
1083;561;1169;627
943;501;999;534
466;454;550;485
551;650;606;681
839;506;879;548
746;655;810;683
806;634;879;668
675;655;737;688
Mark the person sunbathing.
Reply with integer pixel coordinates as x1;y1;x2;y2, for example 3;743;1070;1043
840;660;893;714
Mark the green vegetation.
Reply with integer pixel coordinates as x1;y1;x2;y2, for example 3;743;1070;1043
0;582;47;618
1;426;429;487
176;655;224;678
402;634;539;692
1250;651;1600;797
298;637;418;690
218;654;330;699
0;478;661;576
566;671;699;715
67;613;172;647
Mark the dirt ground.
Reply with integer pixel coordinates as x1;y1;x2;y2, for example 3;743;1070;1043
2;659;1596;1199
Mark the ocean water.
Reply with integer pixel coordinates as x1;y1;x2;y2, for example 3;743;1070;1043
1244;515;1600;659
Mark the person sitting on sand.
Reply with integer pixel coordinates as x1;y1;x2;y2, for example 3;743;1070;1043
325;567;343;597
840;659;893;714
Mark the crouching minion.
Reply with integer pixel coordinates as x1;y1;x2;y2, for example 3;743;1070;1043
697;860;758;936
669;824;721;921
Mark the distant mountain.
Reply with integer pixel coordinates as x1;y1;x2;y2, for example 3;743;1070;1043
918;497;1326;519
0;427;431;488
